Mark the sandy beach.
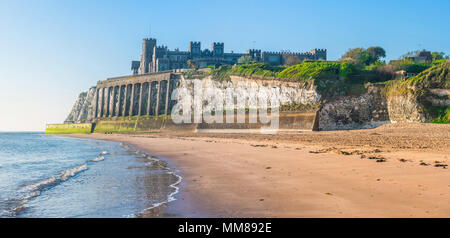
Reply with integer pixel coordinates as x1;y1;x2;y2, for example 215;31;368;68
67;123;450;218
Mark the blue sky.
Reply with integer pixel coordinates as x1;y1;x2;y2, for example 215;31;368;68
0;0;449;131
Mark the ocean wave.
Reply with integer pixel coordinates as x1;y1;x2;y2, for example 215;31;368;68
22;190;42;200
20;163;88;195
60;163;88;181
21;176;58;192
90;156;105;162
5;163;89;217
4;148;109;217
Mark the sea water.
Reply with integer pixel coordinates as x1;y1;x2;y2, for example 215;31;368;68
0;132;181;218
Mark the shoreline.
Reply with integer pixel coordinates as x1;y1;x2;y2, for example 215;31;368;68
64;123;450;217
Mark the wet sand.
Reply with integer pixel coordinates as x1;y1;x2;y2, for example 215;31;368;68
66;123;450;217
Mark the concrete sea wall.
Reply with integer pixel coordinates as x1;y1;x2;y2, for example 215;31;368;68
45;123;93;134
92;112;318;133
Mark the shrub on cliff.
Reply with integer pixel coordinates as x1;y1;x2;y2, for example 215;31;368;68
340;47;386;66
237;55;255;64
277;61;356;81
229;63;286;78
431;107;450;124
211;65;233;81
389;58;431;74
209;61;359;82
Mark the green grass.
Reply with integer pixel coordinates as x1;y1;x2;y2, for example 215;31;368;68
277;61;355;81
405;60;449;89
229;63;286;78
382;60;450;97
222;61;356;82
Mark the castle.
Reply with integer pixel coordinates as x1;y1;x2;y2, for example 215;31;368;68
132;37;327;75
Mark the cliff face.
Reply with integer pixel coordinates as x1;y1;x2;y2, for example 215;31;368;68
317;85;390;130
66;60;449;130
65;79;445;130
174;76;321;113
65;87;96;123
317;84;449;130
386;95;427;122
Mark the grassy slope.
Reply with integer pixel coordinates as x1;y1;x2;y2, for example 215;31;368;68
405;60;449;89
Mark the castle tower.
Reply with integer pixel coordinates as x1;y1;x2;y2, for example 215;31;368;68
211;42;224;57
246;49;262;62
139;38;157;74
189;41;201;57
152;46;168;73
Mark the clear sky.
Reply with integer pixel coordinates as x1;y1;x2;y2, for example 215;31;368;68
0;0;449;131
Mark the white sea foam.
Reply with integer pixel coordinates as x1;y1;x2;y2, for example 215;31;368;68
21;176;57;192
100;151;108;156
23;190;41;200
9;163;89;217
60;163;88;181
140;169;183;214
116;145;184;217
166;171;183;203
91;156;105;162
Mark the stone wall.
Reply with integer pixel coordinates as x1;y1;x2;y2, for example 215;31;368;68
93;112;317;133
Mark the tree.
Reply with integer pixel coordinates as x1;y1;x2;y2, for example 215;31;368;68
238;55;254;64
431;51;446;61
340;47;386;66
340;48;371;65
366;46;386;62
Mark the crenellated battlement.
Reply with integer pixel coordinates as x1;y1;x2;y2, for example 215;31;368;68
132;36;327;74
310;48;327;53
281;52;313;56
156;45;168;50
189;42;201;46
212;42;224;47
